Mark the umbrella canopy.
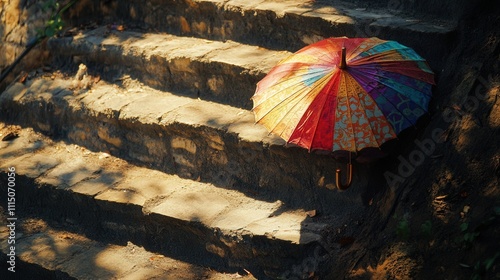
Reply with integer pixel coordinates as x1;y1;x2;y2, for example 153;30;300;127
252;37;434;154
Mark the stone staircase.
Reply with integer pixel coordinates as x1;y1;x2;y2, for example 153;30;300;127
0;0;456;279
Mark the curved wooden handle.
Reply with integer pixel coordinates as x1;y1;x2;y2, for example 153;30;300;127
336;163;353;190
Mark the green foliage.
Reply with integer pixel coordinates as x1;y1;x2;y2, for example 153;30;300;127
483;253;498;271
395;216;410;240
394;216;433;241
1;0;78;84
420;220;432;239
460;206;499;248
37;0;77;39
460;222;480;246
471;252;500;280
463;231;480;244
460;222;469;232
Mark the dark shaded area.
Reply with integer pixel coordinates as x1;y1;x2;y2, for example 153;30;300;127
0;253;76;280
321;0;475;21
319;1;500;279
0;165;314;279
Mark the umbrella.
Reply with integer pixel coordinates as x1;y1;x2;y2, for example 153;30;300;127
252;37;434;189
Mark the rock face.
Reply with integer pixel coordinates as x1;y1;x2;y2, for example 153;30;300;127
0;0;51;87
1;0;499;279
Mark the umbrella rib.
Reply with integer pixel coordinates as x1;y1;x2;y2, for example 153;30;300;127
348;74;380;147
262;71;335;136
308;73;340;151
348;38;385;60
353;57;427;66
344;73;357;152
346;71;422;128
372;80;430;113
263;64;332;78
257;67;328;90
310;54;337;65
353;63;434;75
254;84;310;123
350;49;426;65
352;61;434;74
305;44;343;64
355;87;394;147
351;57;427;66
281;50;335;65
274;77;331;138
350;66;434;94
253;66;332;108
348;70;431;113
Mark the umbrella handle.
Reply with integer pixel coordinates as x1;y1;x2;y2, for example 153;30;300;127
335;163;353;190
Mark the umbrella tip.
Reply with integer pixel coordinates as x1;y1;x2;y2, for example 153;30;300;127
339;46;347;69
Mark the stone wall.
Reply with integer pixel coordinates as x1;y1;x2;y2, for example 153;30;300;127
0;0;51;88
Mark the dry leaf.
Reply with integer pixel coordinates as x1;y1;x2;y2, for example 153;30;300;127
243;268;255;278
435;195;448;201
306;210;317;217
18;72;28;83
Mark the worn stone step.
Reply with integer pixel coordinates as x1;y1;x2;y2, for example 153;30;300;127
325;0;472;21
68;0;456;70
0;215;257;280
48;26;290;110
0;73;372;215
0;123;334;278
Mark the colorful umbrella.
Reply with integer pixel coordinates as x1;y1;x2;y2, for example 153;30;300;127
252;37;434;189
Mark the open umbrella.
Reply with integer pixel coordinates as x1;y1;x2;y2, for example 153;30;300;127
252;37;434;189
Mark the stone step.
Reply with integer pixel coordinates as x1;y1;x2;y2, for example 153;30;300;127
0;73;370;215
329;0;471;21
0;216;256;280
0;123;331;278
48;27;290;110
68;0;456;70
